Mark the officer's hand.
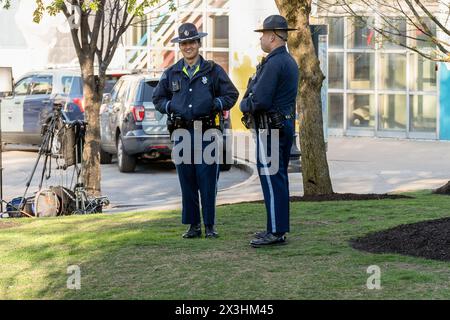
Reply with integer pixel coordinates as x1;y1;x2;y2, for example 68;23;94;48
240;95;252;113
212;98;222;112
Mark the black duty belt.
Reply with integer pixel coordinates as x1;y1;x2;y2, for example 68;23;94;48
172;117;218;130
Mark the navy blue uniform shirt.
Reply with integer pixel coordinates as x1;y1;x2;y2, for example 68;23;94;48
240;46;299;116
153;55;239;121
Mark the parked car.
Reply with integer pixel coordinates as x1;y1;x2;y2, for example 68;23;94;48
99;73;233;172
0;69;132;147
99;74;171;172
0;69;84;145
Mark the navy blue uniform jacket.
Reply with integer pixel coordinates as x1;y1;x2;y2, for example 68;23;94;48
240;46;299;116
153;56;239;121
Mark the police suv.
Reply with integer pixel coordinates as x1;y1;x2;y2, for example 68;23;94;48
0;69;84;146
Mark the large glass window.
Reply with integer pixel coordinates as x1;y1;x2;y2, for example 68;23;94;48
409;53;436;91
347;53;375;90
379;53;406;90
328;93;344;128
129;23;148;46
327;17;344;48
126;0;229;70
410;95;437;132
208;14;229;47
348;94;375;128
378;94;406;131
319;15;438;137
347;17;375;49
328;52;344;89
380;17;406;49
410;17;437;49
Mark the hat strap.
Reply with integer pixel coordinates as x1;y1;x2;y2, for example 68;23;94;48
273;30;287;41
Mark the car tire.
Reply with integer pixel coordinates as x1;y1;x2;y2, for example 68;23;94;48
100;148;113;164
117;134;136;172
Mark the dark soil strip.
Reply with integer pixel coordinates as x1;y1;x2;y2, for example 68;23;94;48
350;217;450;262
227;193;413;205
433;181;450;195
291;193;413;202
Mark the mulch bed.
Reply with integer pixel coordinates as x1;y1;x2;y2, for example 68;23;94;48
291;193;413;202
350;217;450;261
433;181;450;195
231;193;413;205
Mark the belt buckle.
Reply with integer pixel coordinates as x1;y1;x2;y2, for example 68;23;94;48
193;120;202;130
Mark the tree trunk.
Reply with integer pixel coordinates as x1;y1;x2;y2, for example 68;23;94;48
80;58;103;196
275;0;333;195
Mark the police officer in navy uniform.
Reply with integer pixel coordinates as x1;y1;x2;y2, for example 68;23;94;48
240;15;299;247
153;23;239;239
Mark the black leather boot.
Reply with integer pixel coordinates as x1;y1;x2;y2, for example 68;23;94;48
254;230;269;239
182;223;202;238
205;224;219;238
250;233;286;247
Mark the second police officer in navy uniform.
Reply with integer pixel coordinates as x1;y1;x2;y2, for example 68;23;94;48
240;15;299;247
153;23;239;239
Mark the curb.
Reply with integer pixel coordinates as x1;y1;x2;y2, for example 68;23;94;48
104;158;258;213
216;158;258;193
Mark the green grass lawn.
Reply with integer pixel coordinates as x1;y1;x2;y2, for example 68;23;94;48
1;190;450;300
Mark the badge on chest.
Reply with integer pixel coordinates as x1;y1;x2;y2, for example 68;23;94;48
202;76;208;85
171;80;181;92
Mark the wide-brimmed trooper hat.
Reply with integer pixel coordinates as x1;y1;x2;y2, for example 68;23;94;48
254;15;297;32
171;23;208;43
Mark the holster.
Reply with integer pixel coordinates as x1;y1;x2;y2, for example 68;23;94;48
241;112;256;129
249;112;286;130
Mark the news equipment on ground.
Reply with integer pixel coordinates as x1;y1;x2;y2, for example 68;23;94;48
1;101;109;218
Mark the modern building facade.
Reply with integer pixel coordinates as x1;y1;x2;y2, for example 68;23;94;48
1;0;449;139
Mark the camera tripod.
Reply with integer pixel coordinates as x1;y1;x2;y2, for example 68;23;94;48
13;103;109;217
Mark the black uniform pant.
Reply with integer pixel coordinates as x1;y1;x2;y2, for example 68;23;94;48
255;119;294;234
174;127;220;226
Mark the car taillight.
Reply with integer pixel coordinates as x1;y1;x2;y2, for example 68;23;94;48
222;110;230;120
131;105;145;122
73;97;85;112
